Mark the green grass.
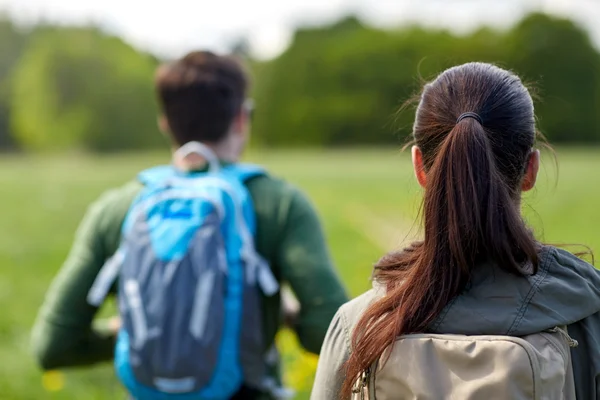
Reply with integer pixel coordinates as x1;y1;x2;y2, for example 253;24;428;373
0;147;599;399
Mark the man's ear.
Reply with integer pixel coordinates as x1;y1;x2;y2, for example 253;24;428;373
157;115;169;135
231;108;250;139
412;146;427;188
521;149;540;192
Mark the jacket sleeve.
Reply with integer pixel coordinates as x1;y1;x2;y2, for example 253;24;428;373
277;188;349;354
30;187;132;370
310;308;351;400
569;311;600;400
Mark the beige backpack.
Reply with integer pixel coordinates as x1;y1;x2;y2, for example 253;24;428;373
351;327;578;400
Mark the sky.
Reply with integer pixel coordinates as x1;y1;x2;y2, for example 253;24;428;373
0;0;598;60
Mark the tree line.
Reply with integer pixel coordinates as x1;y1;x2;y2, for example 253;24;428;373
1;12;599;152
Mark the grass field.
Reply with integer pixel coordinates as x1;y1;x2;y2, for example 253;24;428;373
0;147;599;399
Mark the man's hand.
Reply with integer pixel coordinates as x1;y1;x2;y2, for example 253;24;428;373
107;316;121;333
281;287;300;328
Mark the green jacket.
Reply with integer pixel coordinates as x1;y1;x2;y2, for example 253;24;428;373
312;246;600;399
31;166;348;390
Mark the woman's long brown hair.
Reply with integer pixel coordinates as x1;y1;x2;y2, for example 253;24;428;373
341;63;541;398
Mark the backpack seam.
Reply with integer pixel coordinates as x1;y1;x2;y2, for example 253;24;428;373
540;331;570;366
547;336;567;363
507;247;555;335
517;339;539;399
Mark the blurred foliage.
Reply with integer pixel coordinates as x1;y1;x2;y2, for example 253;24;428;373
254;13;600;146
0;17;29;150
505;14;600;143
10;26;164;152
0;12;599;151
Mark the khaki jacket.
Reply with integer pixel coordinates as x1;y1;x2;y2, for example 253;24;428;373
311;246;600;400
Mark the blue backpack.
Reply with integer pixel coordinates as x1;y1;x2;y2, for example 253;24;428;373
88;146;279;400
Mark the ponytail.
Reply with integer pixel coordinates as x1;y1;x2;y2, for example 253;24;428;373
340;117;539;399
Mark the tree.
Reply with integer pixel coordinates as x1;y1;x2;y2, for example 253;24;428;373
230;37;252;59
0;17;28;150
506;13;600;143
252;12;600;147
11;27;164;152
252;17;506;146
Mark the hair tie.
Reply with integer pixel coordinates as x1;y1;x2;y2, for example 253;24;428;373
456;112;483;125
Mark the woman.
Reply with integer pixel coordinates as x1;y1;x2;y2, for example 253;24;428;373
311;62;600;399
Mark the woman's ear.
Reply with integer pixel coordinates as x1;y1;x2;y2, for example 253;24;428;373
412;146;427;188
521;149;540;192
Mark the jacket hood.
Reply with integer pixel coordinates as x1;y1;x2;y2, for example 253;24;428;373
431;246;600;336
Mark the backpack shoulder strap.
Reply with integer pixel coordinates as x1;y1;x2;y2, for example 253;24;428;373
88;165;197;307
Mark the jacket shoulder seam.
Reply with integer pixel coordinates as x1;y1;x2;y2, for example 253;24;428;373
507;247;556;334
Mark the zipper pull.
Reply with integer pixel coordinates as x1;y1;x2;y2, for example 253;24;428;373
547;326;579;348
351;367;371;400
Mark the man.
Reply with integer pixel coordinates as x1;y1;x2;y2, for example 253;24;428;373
31;51;348;399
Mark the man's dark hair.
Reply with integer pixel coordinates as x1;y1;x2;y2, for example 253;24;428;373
155;51;249;145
